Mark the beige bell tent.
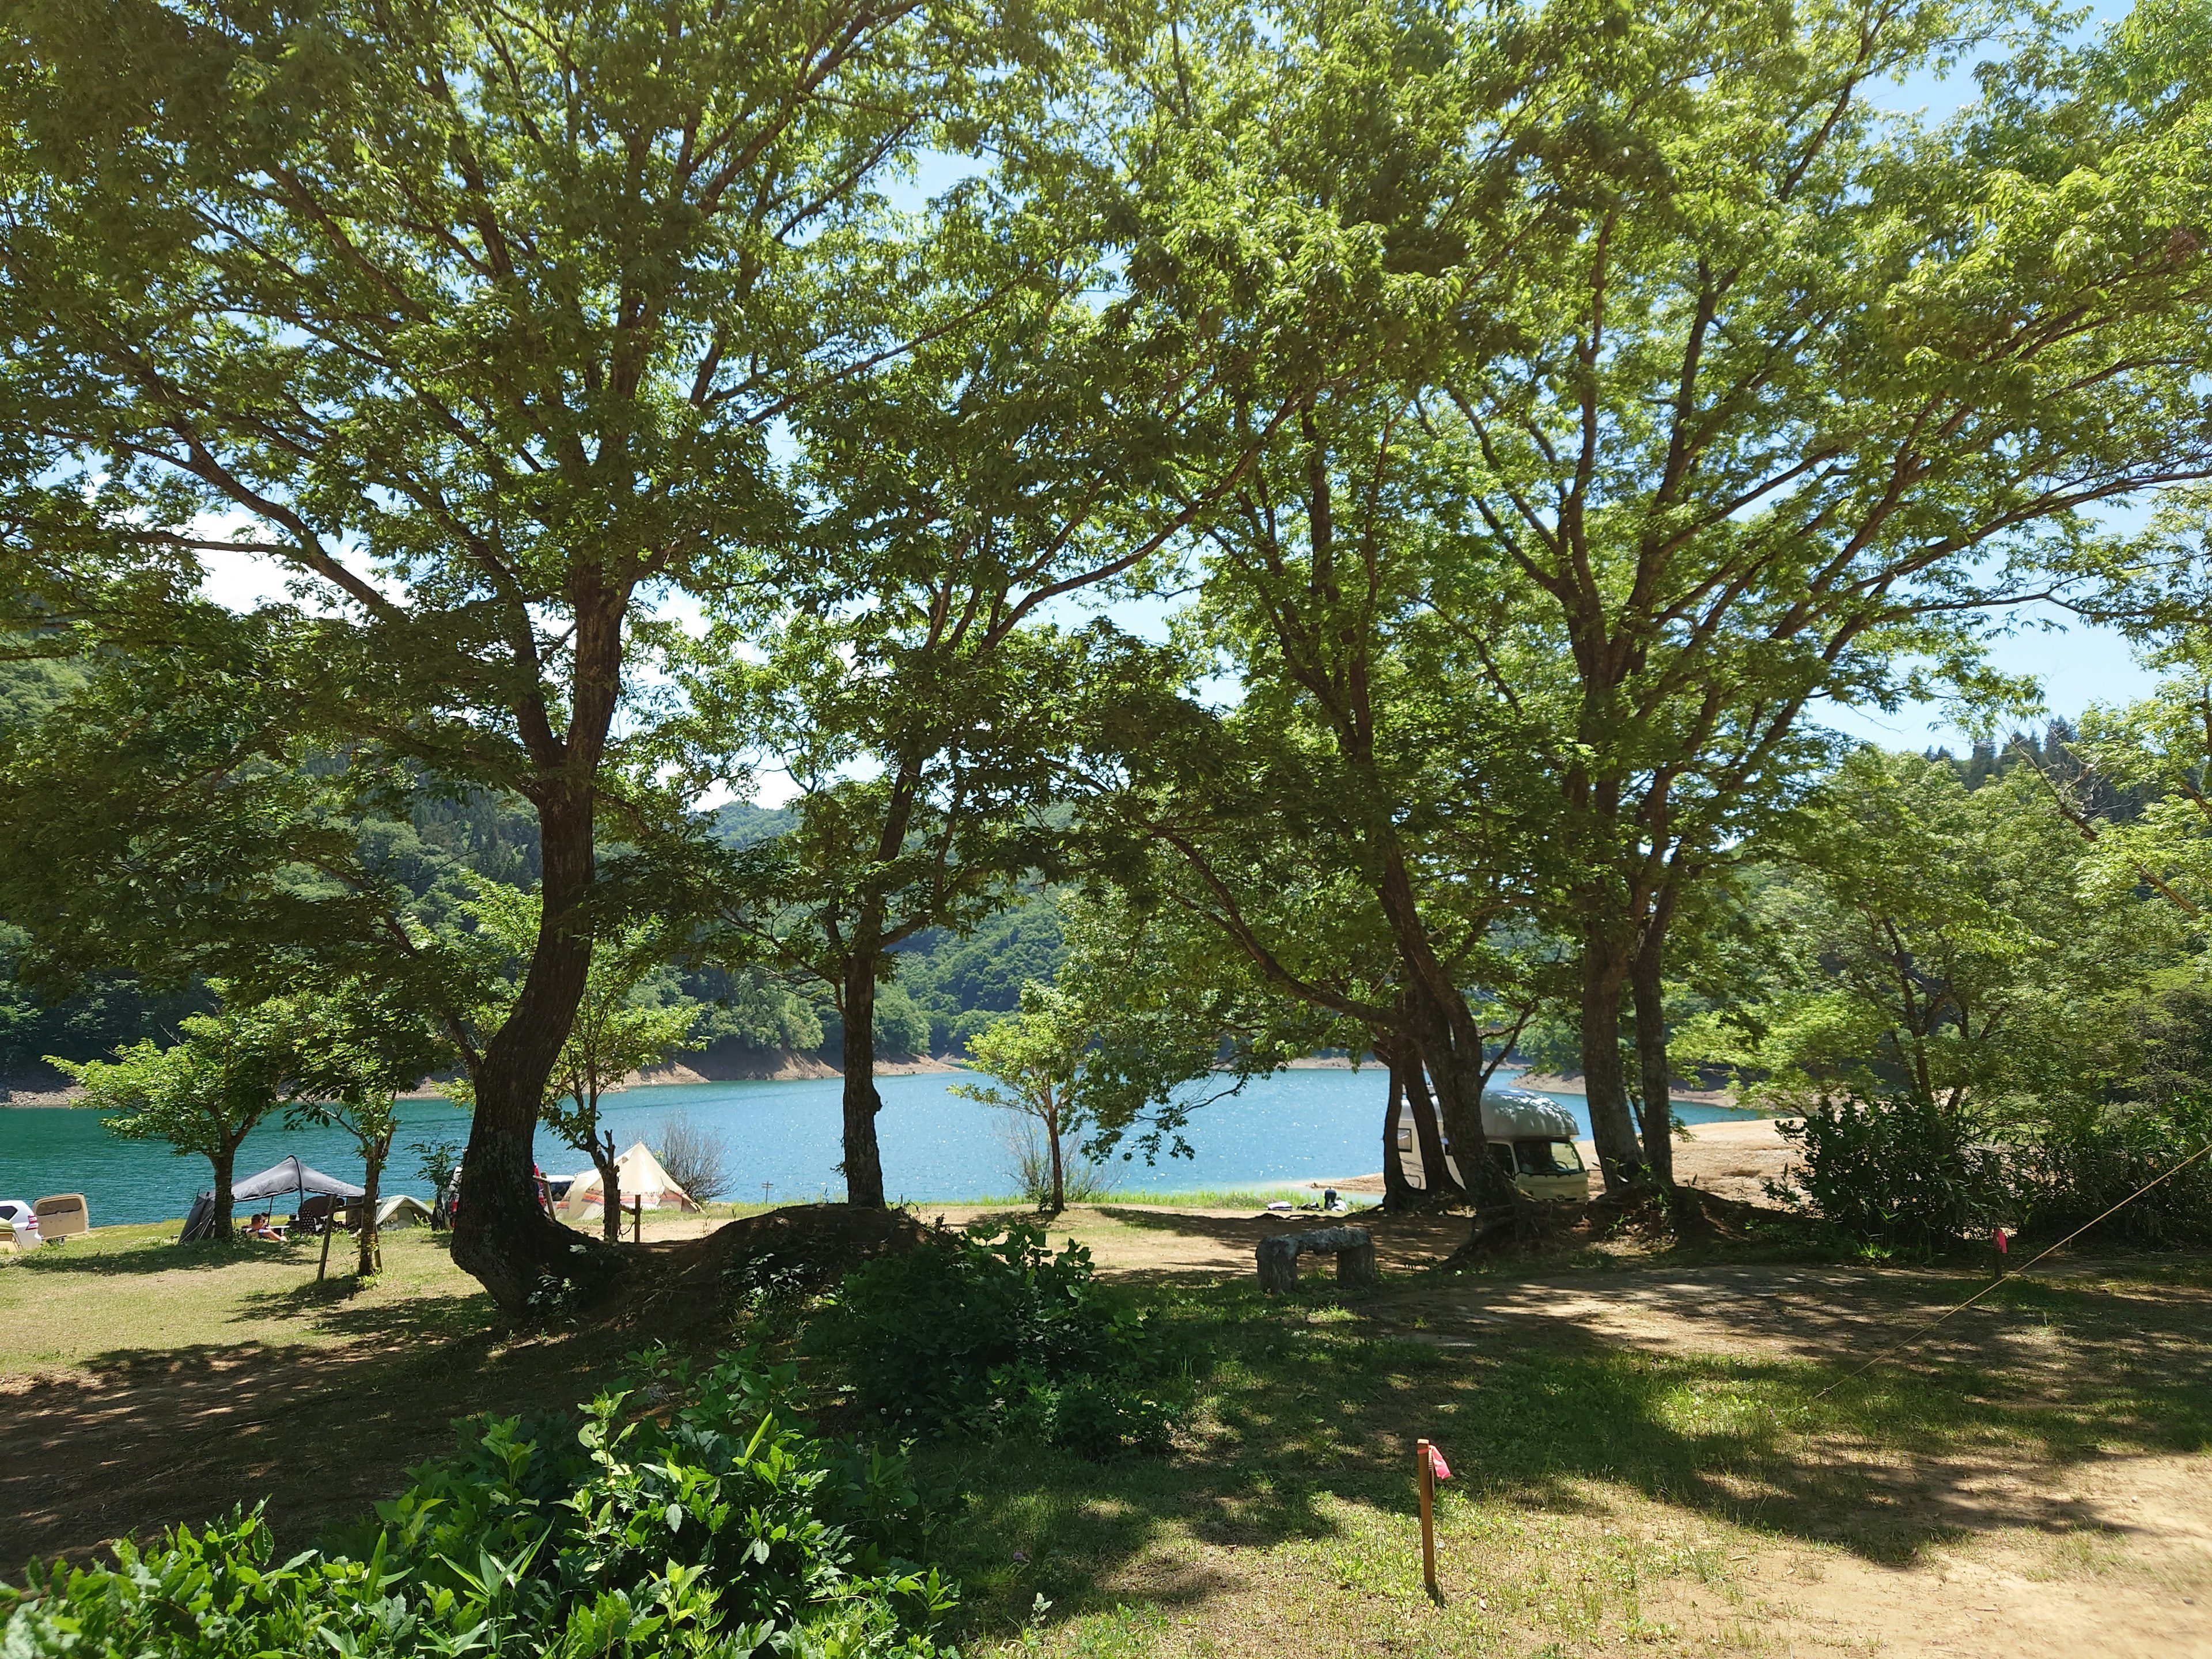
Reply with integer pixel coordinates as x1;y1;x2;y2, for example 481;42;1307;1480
558;1141;698;1223
376;1194;435;1229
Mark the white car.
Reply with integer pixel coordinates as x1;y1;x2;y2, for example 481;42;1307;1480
0;1199;40;1244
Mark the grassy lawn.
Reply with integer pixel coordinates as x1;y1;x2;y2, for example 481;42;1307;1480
916;1265;2212;1657
4;1209;2208;1654
0;1224;491;1375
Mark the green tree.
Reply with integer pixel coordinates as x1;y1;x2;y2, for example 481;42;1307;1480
687;290;1275;1205
1044;892;1335;1177
953;983;1096;1214
0;0;1031;1306
54;997;293;1240
1063;0;1585;1221
286;983;452;1277
1672;750;2162;1118
1415;0;2212;1192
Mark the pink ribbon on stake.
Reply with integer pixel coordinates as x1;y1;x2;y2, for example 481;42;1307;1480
1427;1444;1452;1482
1993;1227;2009;1255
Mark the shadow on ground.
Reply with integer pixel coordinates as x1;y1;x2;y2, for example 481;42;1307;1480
927;1252;2212;1642
0;1325;630;1577
1088;1205;1472;1283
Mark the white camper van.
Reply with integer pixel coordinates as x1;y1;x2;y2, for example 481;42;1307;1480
1395;1085;1590;1200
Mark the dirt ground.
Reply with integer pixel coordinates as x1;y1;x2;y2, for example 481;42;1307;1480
967;1177;2211;1659
4;1175;2207;1658
1311;1115;1801;1206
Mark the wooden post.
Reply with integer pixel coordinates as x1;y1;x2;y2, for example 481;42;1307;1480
1416;1437;1437;1599
317;1213;335;1283
631;1195;642;1244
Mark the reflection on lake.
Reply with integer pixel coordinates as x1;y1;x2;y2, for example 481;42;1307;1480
0;1066;1768;1226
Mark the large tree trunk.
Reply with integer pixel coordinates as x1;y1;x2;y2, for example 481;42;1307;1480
452;787;601;1309
1377;1031;1459;1204
210;1138;240;1241
1404;988;1519;1218
1631;882;1679;1190
1580;921;1649;1194
1379;1057;1418;1210
1427;1051;1521;1214
841;952;887;1207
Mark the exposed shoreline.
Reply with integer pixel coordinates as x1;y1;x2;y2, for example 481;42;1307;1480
1510;1069;1740;1107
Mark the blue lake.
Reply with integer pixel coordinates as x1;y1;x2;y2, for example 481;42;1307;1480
0;1068;1768;1226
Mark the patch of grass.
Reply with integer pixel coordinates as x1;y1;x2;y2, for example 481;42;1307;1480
13;1198;2209;1657
0;1225;491;1374
909;1261;2212;1659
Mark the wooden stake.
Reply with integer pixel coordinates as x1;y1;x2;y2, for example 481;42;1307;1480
1416;1437;1437;1599
631;1195;642;1244
317;1212;335;1283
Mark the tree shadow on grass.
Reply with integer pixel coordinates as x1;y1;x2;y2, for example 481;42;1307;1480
2;1237;327;1277
0;1320;632;1579
229;1278;492;1346
925;1261;2212;1641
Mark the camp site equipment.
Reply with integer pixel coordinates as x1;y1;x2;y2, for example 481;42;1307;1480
556;1141;699;1224
34;1194;88;1240
1416;1438;1449;1599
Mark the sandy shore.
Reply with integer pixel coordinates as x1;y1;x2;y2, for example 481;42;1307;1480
1511;1070;1739;1106
1305;1116;1800;1205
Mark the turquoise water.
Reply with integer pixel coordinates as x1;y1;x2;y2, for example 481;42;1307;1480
0;1068;1767;1226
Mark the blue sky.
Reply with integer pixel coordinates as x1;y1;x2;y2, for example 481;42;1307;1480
1823;0;2146;749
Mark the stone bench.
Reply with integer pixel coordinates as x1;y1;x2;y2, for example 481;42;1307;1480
1256;1225;1376;1292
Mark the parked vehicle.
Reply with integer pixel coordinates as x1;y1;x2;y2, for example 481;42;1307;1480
1393;1086;1592;1200
0;1198;42;1244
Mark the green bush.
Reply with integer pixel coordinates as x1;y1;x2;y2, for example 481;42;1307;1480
2020;1099;2212;1247
1772;1090;2212;1253
1771;1092;2009;1252
808;1221;1181;1457
1;1349;956;1659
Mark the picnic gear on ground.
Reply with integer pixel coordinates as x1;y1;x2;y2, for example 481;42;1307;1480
33;1194;89;1239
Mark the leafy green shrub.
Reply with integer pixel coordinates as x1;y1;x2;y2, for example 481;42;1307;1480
809;1221;1181;1457
1771;1092;2009;1252
2018;1099;2212;1247
1;1349;955;1659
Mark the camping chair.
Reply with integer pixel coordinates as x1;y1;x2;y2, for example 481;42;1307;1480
296;1194;336;1235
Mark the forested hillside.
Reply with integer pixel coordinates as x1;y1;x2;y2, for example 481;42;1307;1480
0;770;1067;1076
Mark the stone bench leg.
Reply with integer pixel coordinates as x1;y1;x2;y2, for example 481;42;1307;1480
1256;1234;1300;1292
1335;1236;1377;1288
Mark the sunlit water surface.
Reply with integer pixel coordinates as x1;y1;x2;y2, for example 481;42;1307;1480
0;1067;1767;1225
